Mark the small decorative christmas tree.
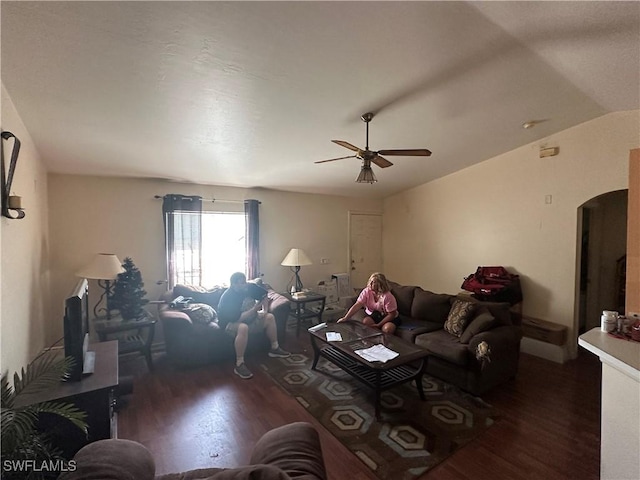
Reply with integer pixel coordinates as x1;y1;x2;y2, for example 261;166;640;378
110;257;148;320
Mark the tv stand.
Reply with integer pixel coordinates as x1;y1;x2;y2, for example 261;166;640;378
14;341;119;458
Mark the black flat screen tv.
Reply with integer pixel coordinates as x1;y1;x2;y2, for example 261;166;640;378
64;278;89;381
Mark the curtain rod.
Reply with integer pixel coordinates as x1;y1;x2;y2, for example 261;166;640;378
154;195;260;205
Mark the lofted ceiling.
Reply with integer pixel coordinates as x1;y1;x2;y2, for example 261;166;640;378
1;1;639;199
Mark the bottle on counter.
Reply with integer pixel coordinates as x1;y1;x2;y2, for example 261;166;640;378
601;310;618;333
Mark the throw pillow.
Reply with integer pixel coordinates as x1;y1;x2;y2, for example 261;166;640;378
174;284;226;308
444;299;476;337
459;308;498;344
246;282;268;301
185;303;217;325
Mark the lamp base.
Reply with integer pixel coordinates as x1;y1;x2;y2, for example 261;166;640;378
94;279;116;321
292;266;304;292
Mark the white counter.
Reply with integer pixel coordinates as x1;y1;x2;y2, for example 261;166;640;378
579;328;640;379
578;328;640;480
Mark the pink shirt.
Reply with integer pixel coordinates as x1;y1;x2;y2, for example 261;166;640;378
357;288;398;316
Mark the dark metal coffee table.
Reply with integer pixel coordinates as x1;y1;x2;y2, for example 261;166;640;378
309;321;429;419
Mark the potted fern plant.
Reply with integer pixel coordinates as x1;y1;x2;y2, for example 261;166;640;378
1;354;87;480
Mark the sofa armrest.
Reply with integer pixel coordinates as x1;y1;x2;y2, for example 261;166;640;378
160;309;196;331
59;439;155;480
468;325;522;348
468;325;522;364
249;422;327;480
267;291;290;315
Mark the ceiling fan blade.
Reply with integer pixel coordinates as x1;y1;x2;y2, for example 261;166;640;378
371;155;393;168
314;155;357;164
332;140;361;152
377;148;432;157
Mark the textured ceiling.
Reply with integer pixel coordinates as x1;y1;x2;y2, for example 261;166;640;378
2;1;639;198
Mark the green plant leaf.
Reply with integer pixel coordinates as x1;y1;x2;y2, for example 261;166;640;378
1;353;88;472
1;373;15;408
29;401;88;433
13;354;73;397
1;407;39;452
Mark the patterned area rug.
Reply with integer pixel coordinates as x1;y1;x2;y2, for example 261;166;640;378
260;353;497;480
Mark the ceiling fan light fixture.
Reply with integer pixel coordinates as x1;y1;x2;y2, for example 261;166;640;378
356;165;377;184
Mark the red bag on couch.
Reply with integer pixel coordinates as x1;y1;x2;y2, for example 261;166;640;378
461;266;522;305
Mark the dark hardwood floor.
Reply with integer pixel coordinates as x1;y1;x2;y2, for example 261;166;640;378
117;329;601;480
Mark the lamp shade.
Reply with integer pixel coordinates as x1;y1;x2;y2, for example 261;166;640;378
356;165;377;184
280;248;312;267
76;253;124;280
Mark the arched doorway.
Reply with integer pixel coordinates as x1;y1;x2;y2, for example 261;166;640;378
577;189;628;334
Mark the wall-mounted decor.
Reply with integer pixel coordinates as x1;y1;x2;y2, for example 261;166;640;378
1;131;24;219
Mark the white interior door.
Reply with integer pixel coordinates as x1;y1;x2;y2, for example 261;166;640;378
349;213;383;290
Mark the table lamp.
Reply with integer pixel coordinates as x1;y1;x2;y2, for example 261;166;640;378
281;248;312;292
76;253;124;320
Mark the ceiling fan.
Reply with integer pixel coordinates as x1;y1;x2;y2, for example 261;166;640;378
315;112;432;183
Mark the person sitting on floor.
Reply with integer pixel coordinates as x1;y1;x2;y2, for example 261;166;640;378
337;272;400;334
217;272;290;379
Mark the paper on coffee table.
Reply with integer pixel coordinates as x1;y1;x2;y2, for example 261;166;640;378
354;344;399;363
326;332;342;341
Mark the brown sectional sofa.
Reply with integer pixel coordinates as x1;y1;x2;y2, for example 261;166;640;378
158;282;290;367
59;421;327;480
349;281;522;395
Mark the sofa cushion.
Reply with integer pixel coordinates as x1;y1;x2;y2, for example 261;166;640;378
250;422;326;480
58;438;155;480
157;465;290;480
459;308;498;344
247;281;268;300
410;289;453;324
396;317;442;342
185;303;217;325
444;299;476;337
415;330;469;366
174;284;226;308
389;282;417;316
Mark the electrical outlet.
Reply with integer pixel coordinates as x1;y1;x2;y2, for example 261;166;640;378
320;258;330;264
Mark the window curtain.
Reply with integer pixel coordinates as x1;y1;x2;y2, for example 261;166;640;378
244;199;260;280
162;195;202;289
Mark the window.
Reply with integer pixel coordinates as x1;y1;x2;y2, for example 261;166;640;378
172;211;246;287
163;195;260;289
201;212;246;287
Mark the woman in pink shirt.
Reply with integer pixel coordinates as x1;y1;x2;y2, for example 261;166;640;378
337;272;400;334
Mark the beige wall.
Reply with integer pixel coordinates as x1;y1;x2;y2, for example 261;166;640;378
1;84;51;376
4;81;638;370
383;110;639;360
47;174;381;341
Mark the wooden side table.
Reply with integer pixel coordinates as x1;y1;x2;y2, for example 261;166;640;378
283;292;326;337
94;313;157;371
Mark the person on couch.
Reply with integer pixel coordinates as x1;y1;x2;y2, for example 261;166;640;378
337;272;400;334
218;272;290;379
